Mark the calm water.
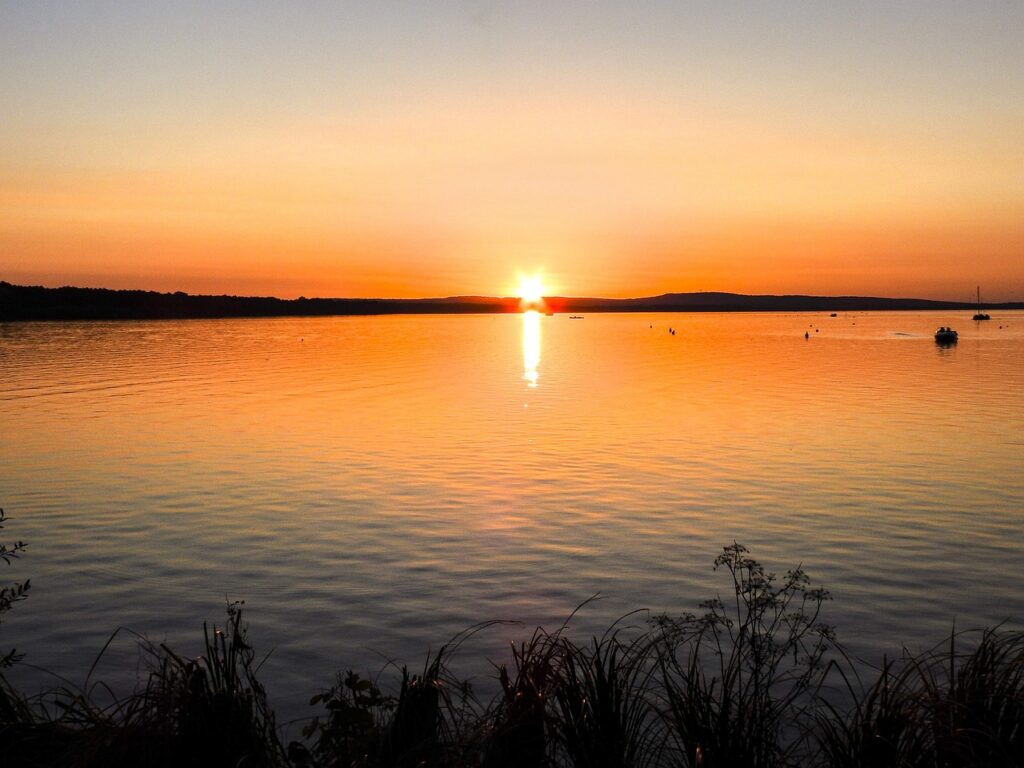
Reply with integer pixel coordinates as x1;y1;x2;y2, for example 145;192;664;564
1;311;1022;720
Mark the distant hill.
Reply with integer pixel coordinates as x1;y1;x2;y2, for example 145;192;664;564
543;291;1022;313
0;282;518;321
1;281;1021;321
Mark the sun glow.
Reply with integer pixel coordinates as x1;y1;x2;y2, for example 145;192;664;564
517;275;546;304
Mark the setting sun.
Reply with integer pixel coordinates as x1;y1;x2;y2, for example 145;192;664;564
517;275;546;304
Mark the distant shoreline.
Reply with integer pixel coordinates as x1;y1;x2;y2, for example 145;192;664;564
2;280;1022;322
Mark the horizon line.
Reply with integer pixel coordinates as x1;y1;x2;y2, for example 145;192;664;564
3;278;1015;306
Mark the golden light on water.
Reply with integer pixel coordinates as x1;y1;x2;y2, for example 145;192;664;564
522;310;541;388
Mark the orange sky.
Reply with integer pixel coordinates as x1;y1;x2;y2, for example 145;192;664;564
2;3;1022;301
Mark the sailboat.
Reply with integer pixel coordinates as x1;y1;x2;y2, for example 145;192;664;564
972;286;990;321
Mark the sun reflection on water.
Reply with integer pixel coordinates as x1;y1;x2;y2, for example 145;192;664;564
522;310;541;388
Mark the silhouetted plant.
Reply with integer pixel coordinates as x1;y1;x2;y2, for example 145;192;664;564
381;640;489;768
552;628;663;768
908;627;1024;767
295;671;395;767
816;628;1024;768
2;540;1023;767
0;508;30;669
381;656;446;767
483;626;562;768
13;602;284;766
650;543;836;767
0;507;32;744
815;657;929;768
152;600;287;766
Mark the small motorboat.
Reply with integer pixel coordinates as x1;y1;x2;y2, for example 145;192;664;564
934;327;958;344
569;315;584;319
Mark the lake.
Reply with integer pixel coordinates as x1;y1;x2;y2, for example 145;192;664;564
1;311;1022;722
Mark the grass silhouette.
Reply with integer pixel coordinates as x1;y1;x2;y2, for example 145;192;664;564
1;516;1021;767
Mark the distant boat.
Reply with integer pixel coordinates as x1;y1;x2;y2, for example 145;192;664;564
829;312;837;317
972;286;990;320
934;327;958;345
569;315;584;319
545;311;554;316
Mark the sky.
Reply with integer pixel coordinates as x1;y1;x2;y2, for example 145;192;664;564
2;1;1022;300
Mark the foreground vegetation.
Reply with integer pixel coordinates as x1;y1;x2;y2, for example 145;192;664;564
2;511;1022;766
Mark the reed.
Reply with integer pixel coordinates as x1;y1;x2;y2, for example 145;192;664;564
816;628;1024;767
552;629;663;768
482;625;562;768
1;603;287;767
815;657;929;767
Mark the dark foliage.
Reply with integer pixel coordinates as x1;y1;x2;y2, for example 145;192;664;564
0;508;31;669
650;543;836;767
1;529;1022;767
